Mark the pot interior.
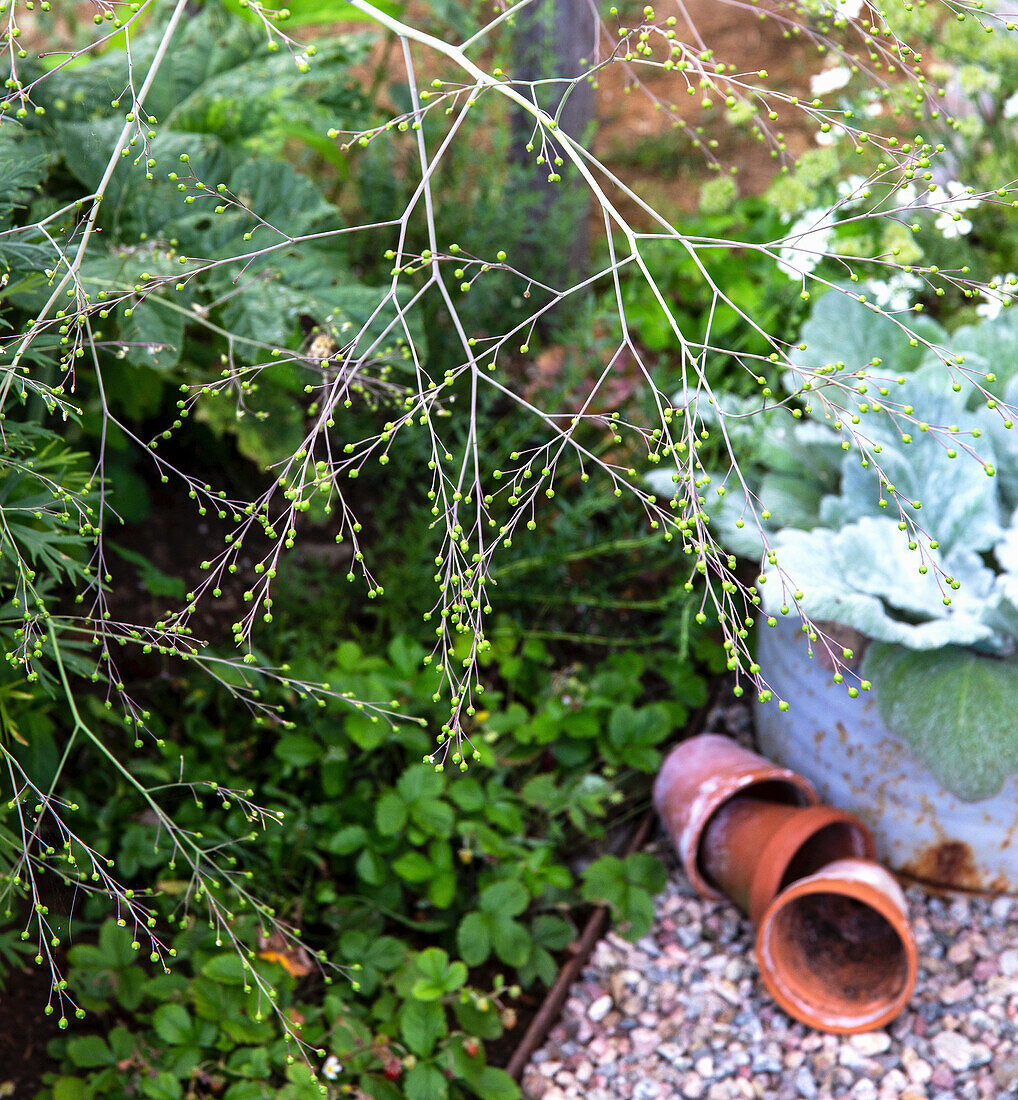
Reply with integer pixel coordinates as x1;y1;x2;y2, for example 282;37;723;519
767;890;910;1019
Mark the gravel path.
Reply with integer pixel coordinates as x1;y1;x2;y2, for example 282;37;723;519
522;857;1018;1100
523;702;1018;1100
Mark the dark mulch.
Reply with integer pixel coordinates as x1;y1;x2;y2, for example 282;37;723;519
0;960;63;1098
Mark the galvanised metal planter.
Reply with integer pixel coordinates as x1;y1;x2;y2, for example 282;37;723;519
755;619;1018;893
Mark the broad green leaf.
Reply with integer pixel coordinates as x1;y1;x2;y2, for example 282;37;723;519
479;880;528;916
152;1003;193;1045
456;912;491;967
404;1063;448;1100
489;917;531;967
412;948;466;1001
140;1071;183;1100
410;798;454;838
327;825;369;854
224;1084;267;1100
400;999;447;1057
531;914;575;951
52;1079;88;1100
356;847;387;886
375;791;408;835
201;954;247;985
98;920;139;969
863;643;1018;800
392;851;433;882
452;999;504;1040
66;1035;116;1068
274;734;321;767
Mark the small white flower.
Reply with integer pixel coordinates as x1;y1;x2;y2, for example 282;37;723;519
815;125;845;146
935;210;973;238
942;179;981;212
810;66;851;97
777;210;837;279
976;273;1017;320
866;272;923;311
322;1056;343;1081
1003;90;1018;118
932;180;980;237
836;174;869;204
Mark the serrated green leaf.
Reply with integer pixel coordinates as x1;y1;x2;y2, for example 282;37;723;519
400;998;447;1057
479;880;528;916
376;791;408;835
140;1071;183;1100
66;1035;117;1068
456;912;491;967
201;954;247;985
274;734;321;767
52;1078;88;1100
327;824;369;854
489;916;531;967
152;1002;193;1045
392;850;433;882
404;1063;448;1100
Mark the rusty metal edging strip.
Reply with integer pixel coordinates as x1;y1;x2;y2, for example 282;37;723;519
504;809;655;1082
505;677;723;1082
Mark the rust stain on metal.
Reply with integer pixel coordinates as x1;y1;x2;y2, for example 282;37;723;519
903;840;983;891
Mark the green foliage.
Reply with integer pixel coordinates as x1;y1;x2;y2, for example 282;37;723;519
46;916;522;1100
36;580;709;1095
607;197;807;393
580;853;667;941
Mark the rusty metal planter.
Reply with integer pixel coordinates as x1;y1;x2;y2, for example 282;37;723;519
755;620;1018;894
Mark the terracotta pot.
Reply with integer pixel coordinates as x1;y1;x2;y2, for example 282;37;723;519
701;796;876;924
756;858;918;1034
653;733;819;901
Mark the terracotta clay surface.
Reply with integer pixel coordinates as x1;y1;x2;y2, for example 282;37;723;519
653;733;819;900
701;796;876;924
756;858;919;1034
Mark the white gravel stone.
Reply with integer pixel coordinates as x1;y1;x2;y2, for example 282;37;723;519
681;1073;706;1099
931;1030;977;1071
849;1031;891;1056
1000;949;1018;976
587;995;613;1022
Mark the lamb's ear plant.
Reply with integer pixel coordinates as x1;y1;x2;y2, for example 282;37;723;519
673;288;1018;801
5;0;1018;1053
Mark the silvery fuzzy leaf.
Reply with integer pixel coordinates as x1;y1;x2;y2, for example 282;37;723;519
982;376;1018;513
785;289;947;394
863;642;1018;801
764;516;997;649
818;384;1003;556
940;309;1018;405
996;510;1018;573
983;574;1018;655
652;409;845;558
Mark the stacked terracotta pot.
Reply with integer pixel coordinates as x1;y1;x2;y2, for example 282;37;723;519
653;734;917;1034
